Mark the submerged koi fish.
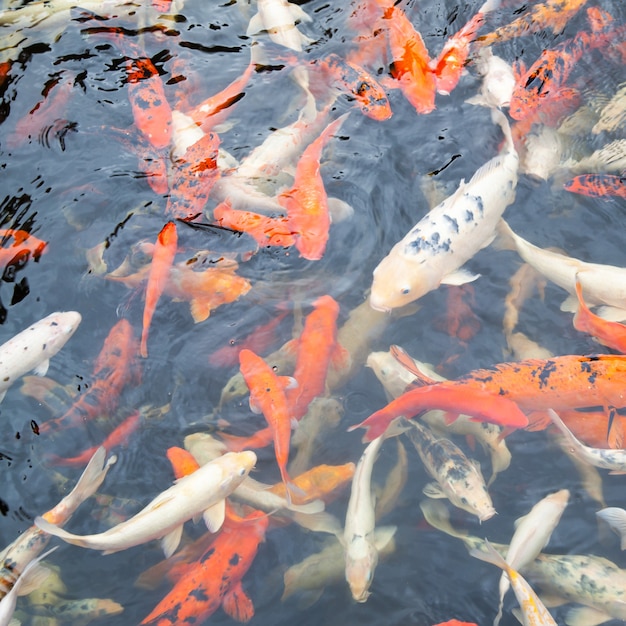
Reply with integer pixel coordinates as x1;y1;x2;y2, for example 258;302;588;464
141;222;177;357
0;228;47;271
565;174;626;199
246;0;313;51
278;113;348;260
140;510;268;626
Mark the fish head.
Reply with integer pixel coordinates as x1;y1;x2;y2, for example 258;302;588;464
370;252;437;311
345;536;379;603
46;311;82;344
216;450;257;491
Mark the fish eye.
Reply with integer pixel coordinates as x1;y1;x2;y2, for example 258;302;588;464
238;468;246;476
460;497;468;505
401;287;411;295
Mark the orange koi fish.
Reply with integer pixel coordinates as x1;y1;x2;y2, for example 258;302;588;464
39;319;140;434
278;113;348;261
0;229;47;270
432;621;478;626
212;201;296;248
239;348;297;499
435;284;481;344
378;1;436;114
313;53;392;121
565;174;626;199
353;354;626;441
141;222;178;358
573;279;626;353
166;446;200;479
165;131;221;221
45;411;141;467
430;10;485;95
286;295;348;421
476;0;589;47
220;426;274;453
140;510;268;626
509;7;613;121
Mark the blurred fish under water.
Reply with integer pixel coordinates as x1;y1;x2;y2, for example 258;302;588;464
0;0;625;624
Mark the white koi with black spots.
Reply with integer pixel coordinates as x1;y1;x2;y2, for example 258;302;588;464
370;109;518;311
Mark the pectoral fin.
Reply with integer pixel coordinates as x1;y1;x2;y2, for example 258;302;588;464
222;581;255;622
422;483;446;499
565;606;615;626
161;524;183;558
440;268;481;287
203;499;226;533
189;299;212;323
33;359;50;377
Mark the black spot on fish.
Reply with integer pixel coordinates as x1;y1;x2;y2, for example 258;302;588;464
465;210;474;223
229;553;241;566
443;215;459;232
189;588;209;602
536;360;557;389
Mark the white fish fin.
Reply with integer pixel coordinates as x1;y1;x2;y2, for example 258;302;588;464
161;524;183;559
288;2;312;23
16;563;52;596
246;12;263;36
327;197;354;223
539;594;569;608
440;268;481;286
69;447;117;504
510;608;523;625
249;398;263;414
595;306;626;322
596;507;626;549
290;587;324;609
291;511;342;537
560;295;579;313
465;93;488;108
285;498;325;515
422;483;447;499
33;516;85;545
33;359;50;377
0;390;6;404
280;375;298;390
469;539;509;572
372;525;397;551
493;219;517;252
203;499;226;533
565;606;614;626
491;108;514;154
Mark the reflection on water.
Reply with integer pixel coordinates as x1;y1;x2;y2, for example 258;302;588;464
0;0;625;624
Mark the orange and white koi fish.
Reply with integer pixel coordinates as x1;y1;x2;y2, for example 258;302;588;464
0;311;81;403
35;451;256;557
140;510;268;626
239;348;298;499
369;110;517;311
141;222;177;357
377;0;436;114
509;7;614;121
565;174;626;199
165;132;221;221
0;228;47;270
246;0;313;51
278;113;349;260
573;279;626;353
476;0;589;47
38;318;140;434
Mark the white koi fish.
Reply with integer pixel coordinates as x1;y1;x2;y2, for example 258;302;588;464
497;219;626;318
0;311;81;403
493;489;569;626
592;84;626;134
370;109;518;311
596;507;626;550
548;409;626;473
35;451;256;557
466;48;515;109
246;0;313;52
470;540;558;626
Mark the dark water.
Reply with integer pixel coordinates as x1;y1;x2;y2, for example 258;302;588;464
0;0;625;624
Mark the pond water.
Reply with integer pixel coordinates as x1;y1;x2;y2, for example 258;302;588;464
0;0;625;624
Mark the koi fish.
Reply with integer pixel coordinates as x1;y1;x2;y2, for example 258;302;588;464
0;447;115;600
592;83;626;134
476;0;589;47
378;0;436;114
509;7;614;121
35;451;256;557
165;131;221;221
166;446;200;480
0;229;47;271
432;622;478;626
0;311;81;403
573;278;626;353
564;174;626;199
140;510;269;626
369;109;518;311
213;200;296;248
465;49;515;109
141;222;177;357
561;139;626;176
239;348;298;499
497;218;626;317
470;541;558;626
278;113;349;261
38;318;140;434
246;0;313;52
402;418;496;521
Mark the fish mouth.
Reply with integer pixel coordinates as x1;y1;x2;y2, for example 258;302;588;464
479;508;497;522
368;296;391;313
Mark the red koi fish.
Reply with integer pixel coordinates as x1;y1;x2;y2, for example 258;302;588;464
573;279;626;353
565;174;626;199
432;621;478;626
313;53;392;121
510;7;614;121
45;411;141;467
353;354;626;442
39;319;141;434
165;131;221;221
286;295;348;421
239;348;298;499
213;201;296;248
141;222;177;358
140;510;268;626
0;229;47;270
166;446;200;479
435;284;481;344
430;10;485;95
378;0;436;114
278;113;348;261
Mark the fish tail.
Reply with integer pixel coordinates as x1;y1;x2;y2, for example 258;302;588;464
491;108;514;155
347;412;391;442
34;516;90;548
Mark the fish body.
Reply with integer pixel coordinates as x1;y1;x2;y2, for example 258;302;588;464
35;451;256;556
466;49;515;109
403;418;495;521
565;174;626;199
0;311;81;403
278;114;348;260
593;83;626;134
369;110;518;311
246;0;313;51
0;229;47;271
140;511;268;625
